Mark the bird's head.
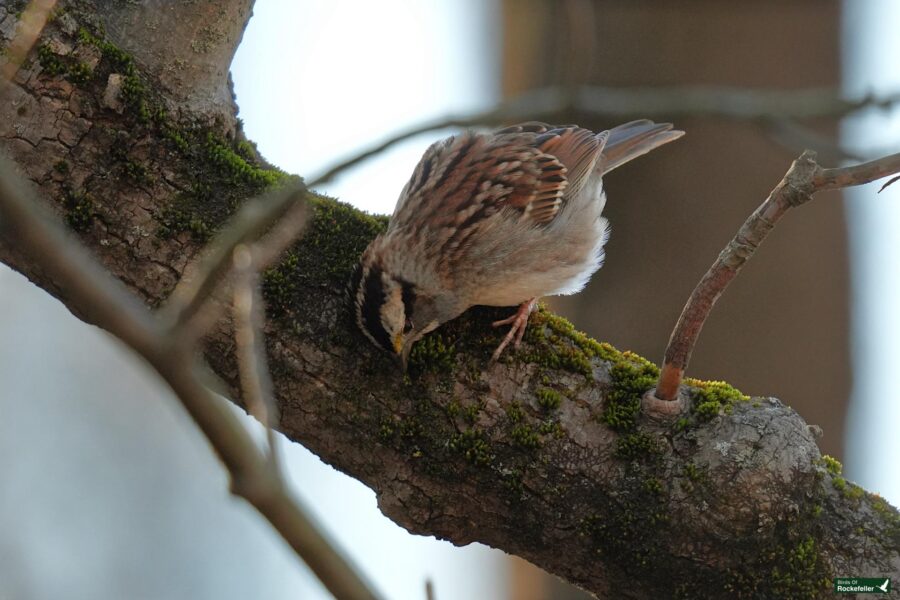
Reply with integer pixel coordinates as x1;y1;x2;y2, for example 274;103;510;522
352;260;440;370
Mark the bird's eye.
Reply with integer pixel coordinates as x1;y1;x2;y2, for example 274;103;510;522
403;318;414;334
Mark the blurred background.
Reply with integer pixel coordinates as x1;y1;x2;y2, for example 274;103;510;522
1;0;899;598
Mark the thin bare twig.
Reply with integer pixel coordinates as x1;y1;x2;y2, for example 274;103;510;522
160;185;307;342
307;85;900;189
654;150;900;403
233;244;281;469
879;175;900;192
0;156;382;600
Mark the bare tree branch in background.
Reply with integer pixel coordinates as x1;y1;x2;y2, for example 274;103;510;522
0;0;57;80
308;85;900;188
0;156;382;600
652;150;900;404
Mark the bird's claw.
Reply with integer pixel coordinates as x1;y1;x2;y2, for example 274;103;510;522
491;298;537;361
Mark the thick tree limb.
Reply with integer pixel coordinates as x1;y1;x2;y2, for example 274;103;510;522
1;4;899;598
97;0;252;126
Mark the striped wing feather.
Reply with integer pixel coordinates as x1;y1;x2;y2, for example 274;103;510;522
392;123;606;231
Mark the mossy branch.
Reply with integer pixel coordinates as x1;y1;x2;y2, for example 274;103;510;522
1;5;899;599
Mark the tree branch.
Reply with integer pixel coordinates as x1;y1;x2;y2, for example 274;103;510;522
309;85;900;188
1;6;899;598
0;156;382;600
654;151;900;402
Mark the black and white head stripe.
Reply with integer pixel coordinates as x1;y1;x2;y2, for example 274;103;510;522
353;264;416;353
355;265;392;351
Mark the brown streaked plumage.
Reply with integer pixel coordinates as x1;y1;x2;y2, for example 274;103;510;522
353;120;684;367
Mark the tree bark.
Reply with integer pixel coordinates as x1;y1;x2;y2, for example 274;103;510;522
0;2;897;598
98;0;252;127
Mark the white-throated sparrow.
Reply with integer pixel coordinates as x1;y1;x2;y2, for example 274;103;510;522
353;120;683;367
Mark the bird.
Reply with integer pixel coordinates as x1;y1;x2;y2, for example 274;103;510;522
352;120;683;369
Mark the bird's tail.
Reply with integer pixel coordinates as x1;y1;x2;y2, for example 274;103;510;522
599;120;684;175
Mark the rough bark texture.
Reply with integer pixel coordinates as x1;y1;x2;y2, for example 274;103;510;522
0;2;898;598
98;0;252;128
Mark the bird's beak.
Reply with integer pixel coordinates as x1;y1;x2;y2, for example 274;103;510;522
399;337;414;372
392;332;411;371
395;321;436;372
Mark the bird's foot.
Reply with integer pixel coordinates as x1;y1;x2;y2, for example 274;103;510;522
491;298;537;361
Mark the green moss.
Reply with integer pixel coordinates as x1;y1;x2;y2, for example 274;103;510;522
377;419;395;442
62;187;93;231
510;424;541;449
869;493;900;539
408;331;456;375
462;401;482;425
235;139;257;160
615;432;660;460
682;461;703;482
264;197;387;317
601;352;660;432
505;402;523;423
536;387;562;411
448;429;492;466
517;309;596;377
685;378;749;422
445;400;460;418
67;61;93;85
122;160;150;184
62;27;262;243
53;160;70;174
398;417;424;439
844;483;865;501
205;132;285;187
824;465;865;500
537;419;563;437
157;204;210;241
820;454;842;476
515;312;664;432
161;122;190;153
37;43;66;76
767;537;830;599
579;483;669;570
642;478;664;496
77;28;143;105
501;468;524;495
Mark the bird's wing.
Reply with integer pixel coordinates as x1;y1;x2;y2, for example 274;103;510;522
493;122;608;223
390;123;606;231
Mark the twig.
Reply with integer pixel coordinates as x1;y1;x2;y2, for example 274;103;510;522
0;156;382;600
160;185;307;342
654;150;900;402
307;85;900;188
233;244;280;469
1;0;58;82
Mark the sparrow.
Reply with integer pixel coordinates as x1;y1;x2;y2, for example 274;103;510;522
352;120;683;368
